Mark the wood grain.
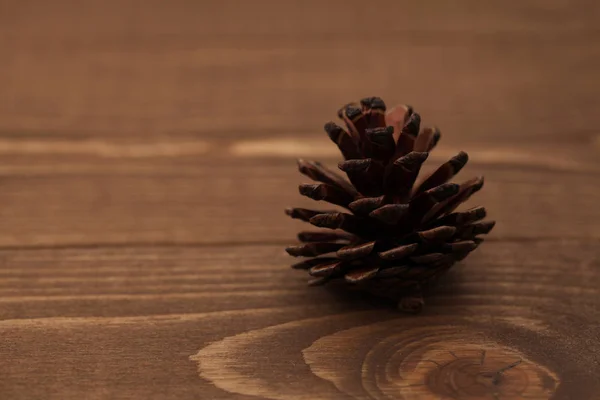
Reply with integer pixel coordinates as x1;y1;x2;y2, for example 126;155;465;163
1;241;599;399
0;0;599;399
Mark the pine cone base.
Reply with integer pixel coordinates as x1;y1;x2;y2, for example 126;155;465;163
285;97;495;312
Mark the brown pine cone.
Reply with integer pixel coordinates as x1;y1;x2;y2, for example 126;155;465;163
285;97;495;313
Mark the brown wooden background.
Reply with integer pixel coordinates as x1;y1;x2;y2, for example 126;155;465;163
0;1;599;399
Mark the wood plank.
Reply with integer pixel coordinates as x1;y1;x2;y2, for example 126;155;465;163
0;240;599;399
0;158;598;248
0;0;598;148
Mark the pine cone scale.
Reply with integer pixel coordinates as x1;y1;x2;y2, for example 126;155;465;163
336;241;376;260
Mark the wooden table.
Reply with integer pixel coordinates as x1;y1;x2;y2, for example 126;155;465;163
1;1;599;399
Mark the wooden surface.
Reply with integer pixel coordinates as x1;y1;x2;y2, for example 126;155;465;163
0;1;599;399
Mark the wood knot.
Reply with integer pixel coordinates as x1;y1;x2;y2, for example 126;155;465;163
394;343;558;400
193;313;564;400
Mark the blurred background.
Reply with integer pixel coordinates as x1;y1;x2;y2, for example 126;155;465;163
0;0;598;246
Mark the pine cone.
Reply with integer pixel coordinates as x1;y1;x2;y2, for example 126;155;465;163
285;97;495;313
